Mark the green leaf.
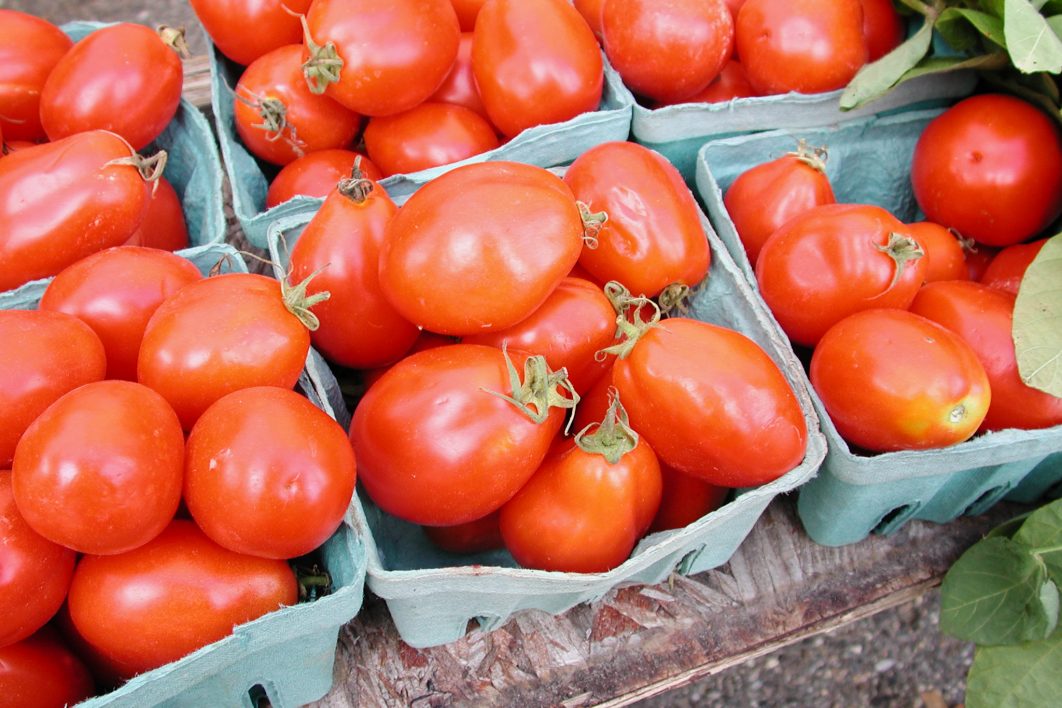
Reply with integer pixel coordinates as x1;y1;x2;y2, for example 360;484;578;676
940;536;1053;645
1014;234;1062;396
939;8;1008;49
984;0;1008;16
966;633;1062;708
1005;0;1062;73
1042;0;1062;13
1039;580;1060;636
898;52;1010;81
1049;14;1062;40
1014;498;1062;585
840;16;934;110
987;511;1036;539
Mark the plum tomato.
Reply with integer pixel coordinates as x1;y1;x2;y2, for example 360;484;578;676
980;238;1048;297
0;627;95;706
363;102;499;177
906;221;968;284
0;10;72;142
123;176;189;251
189;0;314;66
266;149;381;207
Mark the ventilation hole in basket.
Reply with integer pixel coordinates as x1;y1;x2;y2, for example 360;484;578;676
873;504;918;536
963;486;1011;517
247;683;270;708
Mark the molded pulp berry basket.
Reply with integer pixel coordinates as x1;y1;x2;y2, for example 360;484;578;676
694;109;1062;548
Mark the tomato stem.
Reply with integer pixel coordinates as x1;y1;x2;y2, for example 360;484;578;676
574;387;639;464
299;15;343;95
787;139;829;174
104;149;169;196
234;88;306;158
294;563;333;602
657;282;692;318
156;25;190;58
282;266;332;331
337;157;375;203
578;201;608;249
598;281;661;360
481;345;580;431
876;232;925;289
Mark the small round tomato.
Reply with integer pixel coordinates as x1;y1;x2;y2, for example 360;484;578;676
423;511;504;554
653;60;757;106
40;246;203;381
649;464;729;532
980;238;1047;296
189;0;314;66
123;176;189;251
451;0;487;31
473;0;603;137
602;0;733;103
0;10;72;142
266;149;381;207
0;627;95;707
912;94;1062;247
861;0;904;61
363;102;500;177
430;33;491;122
906;221;968;283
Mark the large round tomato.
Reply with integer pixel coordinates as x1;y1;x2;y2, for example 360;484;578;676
473;0;603;137
980;238;1047;296
602;0;733;103
123;176;189;251
755;203;928;347
65;519;297;681
266;149;381;207
911;94;1062;247
906;221;968;283
303;0;460;116
735;0;868;95
0;627;95;707
430;33;490;121
379;161;584;335
189;0;314;66
861;0;904;61
363;102;499;177
351;345;574;526
0;10;72;142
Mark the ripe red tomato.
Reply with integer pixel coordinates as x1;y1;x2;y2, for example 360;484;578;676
266;149;381;207
965;244;999;281
0;10;72;142
234;44;362;166
653;60;757;106
379;161;584;335
304;0;460;116
574;0;606;39
40;247;202;381
649;464;729;532
980;238;1047;297
189;0;313;66
912;94;1062;247
473;0;603;137
755;204;928;347
430;33;491;122
351;345;574;526
735;0;868;95
451;0;487;31
360;330;456;390
0;627;95;707
811;309;990;452
564;141;710;297
363;102;500;177
423;511;504;554
0;131;153;291
602;0;733;103
861;0;904;61
910;280;1062;432
65;519;298;681
723;145;836;266
906;221;968;283
123;176;189;251
138;272;314;429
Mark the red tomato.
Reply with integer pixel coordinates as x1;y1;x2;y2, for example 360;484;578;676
912;94;1062;247
363;102;500;177
123;176;189;251
189;0;314;66
0;627;95;707
430;33;491;121
736;0;868;95
138;273;314;429
0;131;153;291
910;280;1062;432
304;0;460;116
39;24;183;151
379;161;584;335
1;472;77;648
574;0;606;39
266;149;381;207
965;243;999;281
351;345;575;526
451;0;487;31
649;464;729;532
653;60;757;106
473;0;603;137
980;238;1047;297
66;519;297;681
564;141;710;297
39;246;202;381
571;367;614;433
906;221;968;283
811;308;991;452
12;380;184;555
861;0;905;61
234;44;362;166
723;145;836;266
423;511;504;554
755;203;928;347
602;0;733;103
0;10;72;142
361;330;456;390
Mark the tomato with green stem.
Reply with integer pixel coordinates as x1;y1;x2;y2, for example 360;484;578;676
266;149;381;207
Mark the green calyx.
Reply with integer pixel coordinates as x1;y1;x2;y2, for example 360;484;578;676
786;138;829;173
875;232;925;289
104;148;168;196
482;345;580;431
337;157;375;203
282;266;331;331
578;201;608;249
299;15;342;95
598;281;661;361
574;388;639;464
657;282;693;318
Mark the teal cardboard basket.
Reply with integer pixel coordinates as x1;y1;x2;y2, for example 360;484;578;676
694;110;1062;548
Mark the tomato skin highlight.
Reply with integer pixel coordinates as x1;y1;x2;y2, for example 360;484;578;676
0;10;72;142
266;149;381;207
363;102;500;177
190;0;314;66
0;627;95;707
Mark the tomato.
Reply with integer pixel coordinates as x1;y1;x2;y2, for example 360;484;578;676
39;246;202;381
653;60;757;106
564;141;710;297
649;464;729;532
0;627;95;707
755;203;927;347
964;243;999;281
980;238;1047;297
473;0;603;137
363;102;500;177
351;345;576;526
189;0;314;66
303;0;460;116
1;472;77;648
123;176;189;251
430;33;491;122
379;161;584;335
138;272;314;429
602;0;733;103
735;0;867;95
906;221;968;283
66;519;297;681
910;280;1062;432
451;0;487;31
574;0;606;39
234;44;362;166
423;511;504;554
0;131;154;291
723;144;836;266
0;10;72;142
811;309;990;452
912;94;1062;247
861;0;904;62
266;149;381;207
39;24;183;151
361;330;456;390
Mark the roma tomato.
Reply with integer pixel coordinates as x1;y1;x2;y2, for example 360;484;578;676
303;0;460;116
12;380;184;555
756;204;927;347
123;176;189;251
234;44;362;166
811;309;990;452
430;33;490;121
736;0;867;95
906;221;968;283
351;345;576;526
649;464;729;532
379;161;584;335
473;0;603;137
602;0;733;103
980;238;1047;296
910;280;1062;432
422;511;504;554
189;0;314;66
0;11;72;142
911;94;1062;247
65;519;297;681
0;311;106;469
0;628;95;707
0;131;154;291
653;60;757;106
40;24;183;151
564;141;710;297
861;0;904;61
266;149;381;207
361;330;456;390
363;102;499;177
